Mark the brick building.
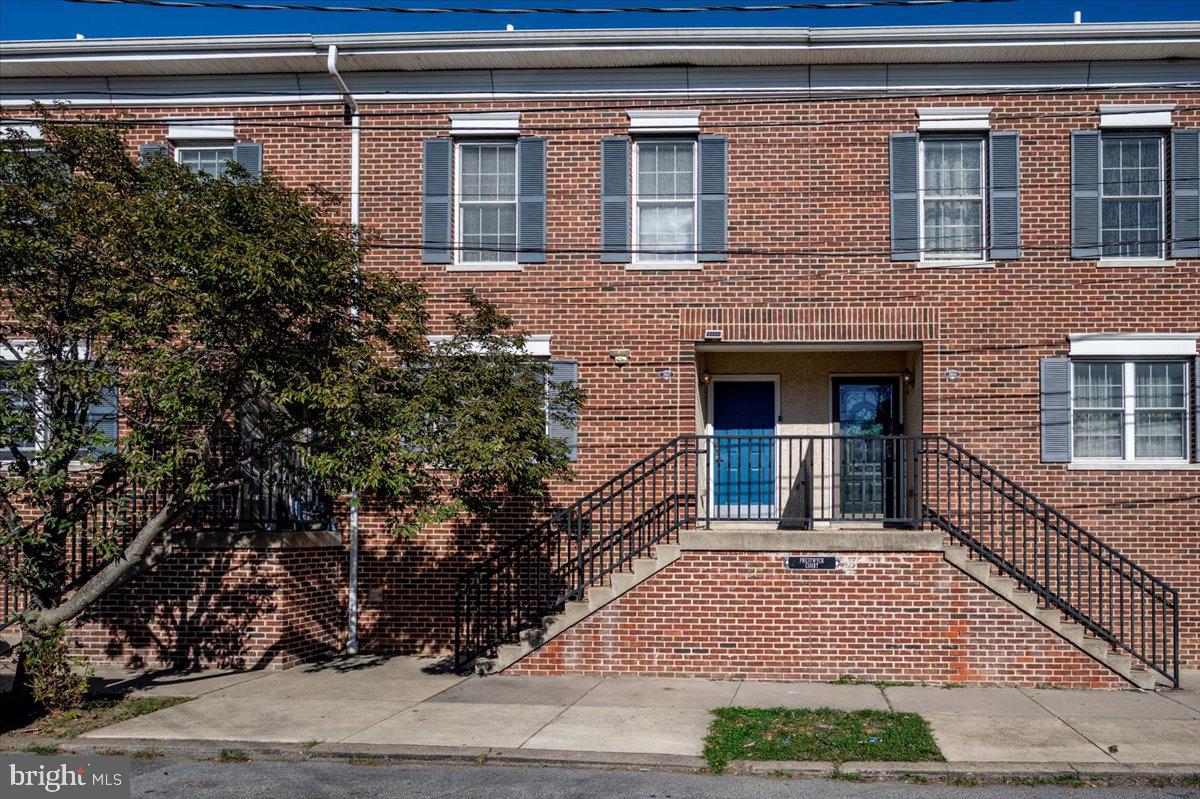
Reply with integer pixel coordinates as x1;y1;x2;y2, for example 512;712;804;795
2;21;1198;689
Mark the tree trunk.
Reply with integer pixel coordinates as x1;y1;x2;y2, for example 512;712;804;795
3;629;39;716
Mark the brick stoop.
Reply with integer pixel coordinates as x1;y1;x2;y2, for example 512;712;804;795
942;544;1166;690
473;543;683;675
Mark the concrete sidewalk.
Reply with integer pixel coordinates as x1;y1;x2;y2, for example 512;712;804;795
26;657;1200;766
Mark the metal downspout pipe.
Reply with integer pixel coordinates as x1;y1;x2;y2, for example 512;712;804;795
327;44;362;656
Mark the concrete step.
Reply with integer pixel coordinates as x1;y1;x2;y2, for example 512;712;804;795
473;538;682;675
943;543;1160;691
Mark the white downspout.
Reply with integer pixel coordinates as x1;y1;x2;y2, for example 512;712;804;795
328;44;362;656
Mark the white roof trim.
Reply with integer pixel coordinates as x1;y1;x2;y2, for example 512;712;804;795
167;120;235;141
1069;332;1199;357
1099;103;1175;128
426;333;551;357
917;107;992;131
628;109;701;134
450;111;520;137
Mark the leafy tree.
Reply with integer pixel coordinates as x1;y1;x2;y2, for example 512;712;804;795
0;110;581;710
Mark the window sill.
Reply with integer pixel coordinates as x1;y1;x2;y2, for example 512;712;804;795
1068;461;1199;471
917;260;995;270
1096;259;1176;268
625;263;703;271
445;264;523;273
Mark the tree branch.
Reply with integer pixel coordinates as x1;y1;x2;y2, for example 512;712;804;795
22;490;189;634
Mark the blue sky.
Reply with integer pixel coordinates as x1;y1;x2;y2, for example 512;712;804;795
0;0;1196;40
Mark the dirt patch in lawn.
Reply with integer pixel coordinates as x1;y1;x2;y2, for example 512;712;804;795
1;695;192;739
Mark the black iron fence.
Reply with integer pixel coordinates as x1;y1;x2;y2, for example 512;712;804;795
455;434;1179;687
1;449;332;631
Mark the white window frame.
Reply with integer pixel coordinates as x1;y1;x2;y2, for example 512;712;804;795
0;341;115;469
1070;358;1191;465
174;143;237;178
452;138;521;271
1099;131;1167;263
918;134;988;264
632;137;699;268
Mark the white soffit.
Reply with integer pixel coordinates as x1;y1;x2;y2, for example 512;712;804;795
1069;332;1199;357
1099;103;1175;128
426;333;551;357
628;109;701;133
167;120;235;141
449;111;520;136
917;107;992;131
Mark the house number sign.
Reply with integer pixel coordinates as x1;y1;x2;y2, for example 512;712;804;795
786;555;838;570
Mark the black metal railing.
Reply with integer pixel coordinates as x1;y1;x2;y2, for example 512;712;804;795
920;436;1179;687
694;434;925;526
1;449;332;632
455;433;1179;687
454;437;699;671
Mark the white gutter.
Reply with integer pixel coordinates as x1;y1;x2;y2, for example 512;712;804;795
328;43;362;657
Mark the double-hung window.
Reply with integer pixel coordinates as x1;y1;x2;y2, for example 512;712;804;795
921;136;986;261
456;141;518;266
1072;359;1190;462
0;360;38;461
1100;133;1165;259
633;139;697;265
176;145;236;178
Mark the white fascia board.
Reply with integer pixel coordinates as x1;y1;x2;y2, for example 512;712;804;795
167;120;235;141
628;109;701;134
1099;103;1175;128
426;333;551;357
1069;332;1200;357
917;107;992;131
449;111;520;137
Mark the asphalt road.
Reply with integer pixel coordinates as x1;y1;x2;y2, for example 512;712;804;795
130;760;1200;799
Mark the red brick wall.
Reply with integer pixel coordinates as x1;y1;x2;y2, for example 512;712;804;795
19;88;1200;671
69;543;345;671
508;550;1129;689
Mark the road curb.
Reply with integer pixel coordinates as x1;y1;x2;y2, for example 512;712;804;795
3;737;1198;784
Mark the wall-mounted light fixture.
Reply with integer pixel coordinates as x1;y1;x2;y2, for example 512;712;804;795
902;368;915;388
700;371;712;385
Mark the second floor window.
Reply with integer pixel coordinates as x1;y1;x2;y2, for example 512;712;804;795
633;139;697;264
921;136;986;260
456;141;518;265
176;145;235;178
1101;133;1163;259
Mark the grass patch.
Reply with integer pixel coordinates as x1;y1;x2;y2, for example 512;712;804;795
218;749;249;763
23;743;61;755
3;696;191;739
347;756;381;767
704;707;943;773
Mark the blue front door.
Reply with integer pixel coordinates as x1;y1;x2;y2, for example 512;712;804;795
712;380;776;517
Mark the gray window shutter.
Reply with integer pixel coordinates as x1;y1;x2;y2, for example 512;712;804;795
698;135;728;262
1171;129;1199;259
600;137;630;263
989;131;1021;260
547;360;579;461
233;141;263;180
139;144;168;164
889;133;919;261
1071;131;1101;259
517;137;547;264
422;138;453;264
87;386;119;455
1040;358;1071;463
